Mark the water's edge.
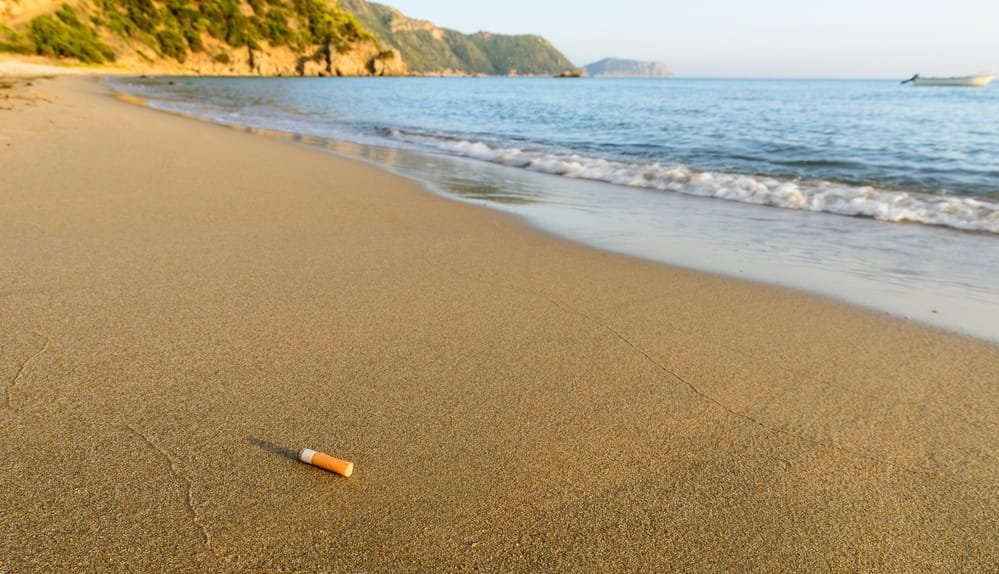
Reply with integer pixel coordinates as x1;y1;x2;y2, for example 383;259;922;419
105;78;999;344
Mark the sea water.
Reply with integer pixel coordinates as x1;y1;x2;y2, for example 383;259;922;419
110;77;999;342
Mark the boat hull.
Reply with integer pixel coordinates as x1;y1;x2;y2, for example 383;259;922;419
912;74;995;87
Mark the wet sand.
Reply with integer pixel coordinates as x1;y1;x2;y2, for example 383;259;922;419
1;75;997;572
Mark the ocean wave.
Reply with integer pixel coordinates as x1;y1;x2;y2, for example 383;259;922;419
391;131;999;234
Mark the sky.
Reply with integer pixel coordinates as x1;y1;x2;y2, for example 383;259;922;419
382;0;999;78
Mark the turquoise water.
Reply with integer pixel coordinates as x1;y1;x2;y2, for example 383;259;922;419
111;77;999;341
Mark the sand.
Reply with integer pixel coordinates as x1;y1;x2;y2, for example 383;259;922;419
1;75;997;572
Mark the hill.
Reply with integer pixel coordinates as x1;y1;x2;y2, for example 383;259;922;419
338;0;575;76
0;0;406;75
583;57;673;78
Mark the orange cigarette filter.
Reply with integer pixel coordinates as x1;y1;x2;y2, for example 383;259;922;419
299;448;353;477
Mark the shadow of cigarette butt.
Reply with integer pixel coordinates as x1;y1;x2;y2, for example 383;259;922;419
247;436;298;461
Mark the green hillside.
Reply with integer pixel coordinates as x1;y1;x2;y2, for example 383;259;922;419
338;0;575;75
0;0;380;67
0;0;575;76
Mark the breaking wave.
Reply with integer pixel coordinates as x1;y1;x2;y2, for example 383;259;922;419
110;77;999;235
389;131;999;234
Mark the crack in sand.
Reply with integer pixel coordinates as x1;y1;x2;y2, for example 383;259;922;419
531;291;950;481
422;252;949;481
122;423;217;554
3;331;50;411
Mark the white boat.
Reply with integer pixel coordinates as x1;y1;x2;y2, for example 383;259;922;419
901;73;995;87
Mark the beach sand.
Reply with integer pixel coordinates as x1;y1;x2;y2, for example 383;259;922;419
1;76;997;572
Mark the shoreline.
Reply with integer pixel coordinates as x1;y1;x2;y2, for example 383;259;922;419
1;75;997;571
109;75;999;343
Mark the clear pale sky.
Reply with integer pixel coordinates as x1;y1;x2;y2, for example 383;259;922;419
382;0;999;78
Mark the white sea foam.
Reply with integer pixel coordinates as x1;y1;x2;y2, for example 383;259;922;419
392;132;999;234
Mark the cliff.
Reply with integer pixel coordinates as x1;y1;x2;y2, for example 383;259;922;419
338;0;575;76
1;0;577;77
0;0;406;76
583;58;673;78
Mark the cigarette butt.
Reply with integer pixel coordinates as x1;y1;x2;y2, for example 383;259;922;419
299;448;353;477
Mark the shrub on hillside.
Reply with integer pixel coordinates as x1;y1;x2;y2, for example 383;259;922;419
0;25;35;55
28;4;115;64
156;26;186;61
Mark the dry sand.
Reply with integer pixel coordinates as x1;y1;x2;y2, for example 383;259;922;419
0;57;115;78
1;76;997;572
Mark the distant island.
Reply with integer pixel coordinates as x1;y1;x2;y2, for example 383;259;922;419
583;58;674;78
0;0;577;77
